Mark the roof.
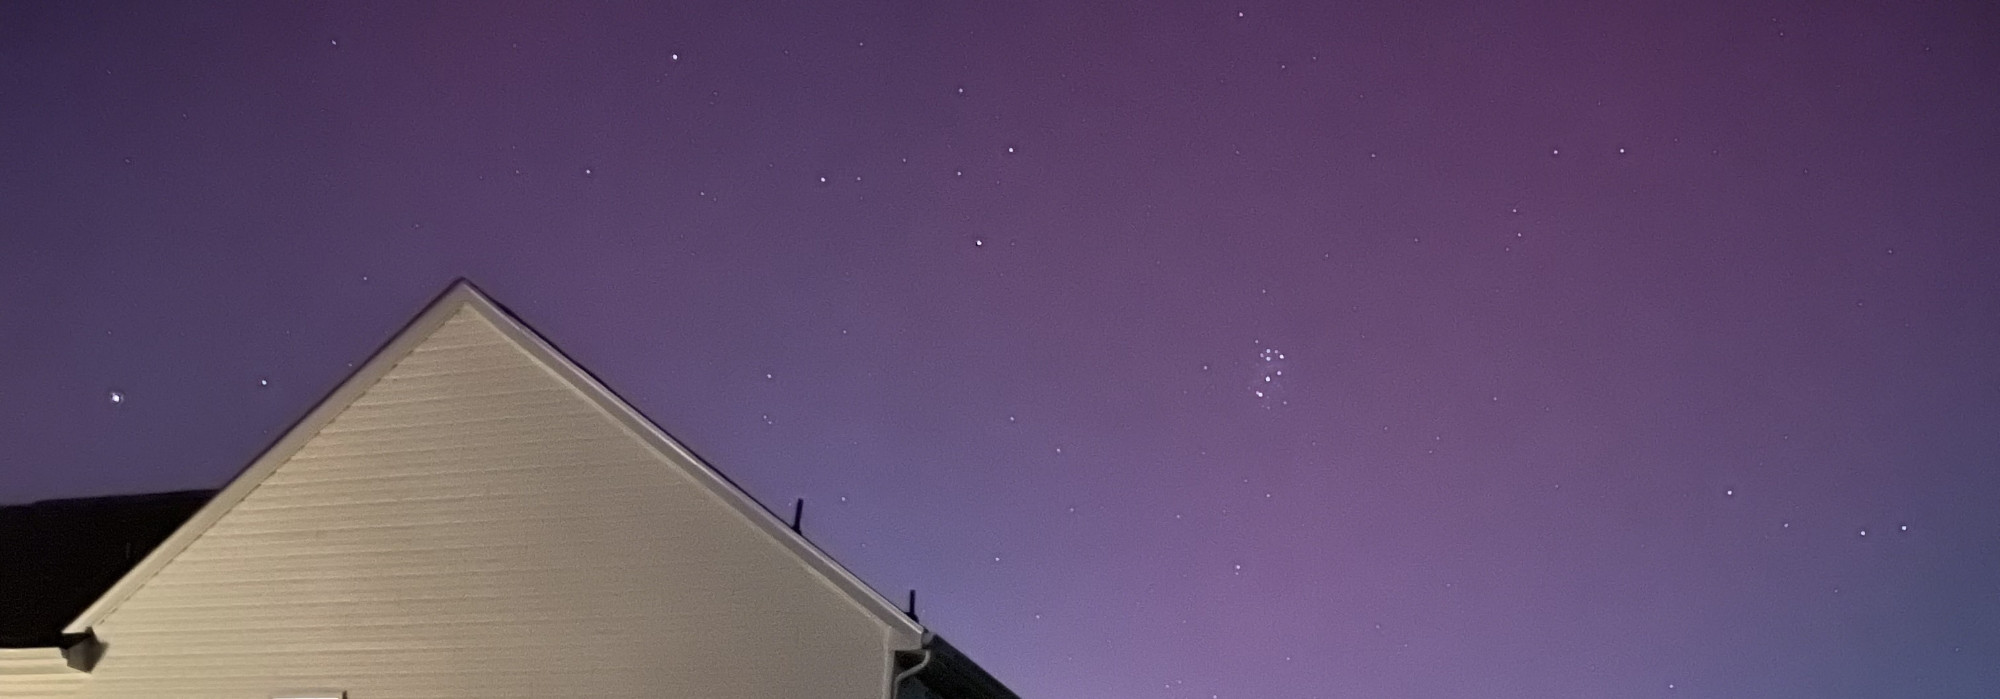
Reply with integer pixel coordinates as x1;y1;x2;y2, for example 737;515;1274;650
1;280;1017;696
902;636;1022;699
50;280;924;646
0;490;213;647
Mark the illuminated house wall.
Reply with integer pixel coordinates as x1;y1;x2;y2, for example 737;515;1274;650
1;283;1007;699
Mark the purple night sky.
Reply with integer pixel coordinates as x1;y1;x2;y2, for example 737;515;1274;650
5;1;1999;696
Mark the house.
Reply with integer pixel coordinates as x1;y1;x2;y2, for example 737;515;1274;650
0;281;1018;699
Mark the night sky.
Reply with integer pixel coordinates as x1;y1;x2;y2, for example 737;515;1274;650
5;1;2000;697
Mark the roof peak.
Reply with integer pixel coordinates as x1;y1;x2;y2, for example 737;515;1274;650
57;279;925;642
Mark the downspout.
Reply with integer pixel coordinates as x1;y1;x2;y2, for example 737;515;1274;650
890;649;933;698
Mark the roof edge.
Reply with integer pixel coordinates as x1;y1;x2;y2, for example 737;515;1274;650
62;280;484;635
910;635;1021;699
456;284;925;641
65;279;924;642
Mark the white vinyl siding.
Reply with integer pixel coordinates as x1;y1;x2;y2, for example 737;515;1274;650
36;305;906;699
